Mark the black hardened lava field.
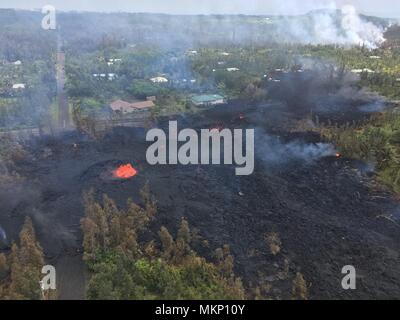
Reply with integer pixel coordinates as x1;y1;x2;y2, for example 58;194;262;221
2;69;400;299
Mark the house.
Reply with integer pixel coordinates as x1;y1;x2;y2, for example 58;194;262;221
191;94;225;106
12;83;25;89
110;99;155;114
226;67;240;72
150;76;168;83
364;68;375;74
93;73;117;80
13;60;22;66
107;58;122;65
351;68;375;74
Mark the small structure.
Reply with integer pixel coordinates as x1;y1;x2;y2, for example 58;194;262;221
351;68;375;74
93;73;117;80
110;99;155;114
264;17;274;24
146;96;156;102
12;83;25;89
150;76;168;83
191;94;225;106
226;67;240;72
13;60;22;65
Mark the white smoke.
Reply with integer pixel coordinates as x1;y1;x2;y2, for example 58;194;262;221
0;225;6;242
338;5;385;48
279;4;386;49
256;134;337;166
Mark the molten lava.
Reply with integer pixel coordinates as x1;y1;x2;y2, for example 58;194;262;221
210;124;224;131
113;164;137;179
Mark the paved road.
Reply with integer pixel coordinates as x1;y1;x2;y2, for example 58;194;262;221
57;51;69;128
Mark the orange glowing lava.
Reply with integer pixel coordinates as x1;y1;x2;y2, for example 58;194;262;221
113;164;137;179
210;124;224;131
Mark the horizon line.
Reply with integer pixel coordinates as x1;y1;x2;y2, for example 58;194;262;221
0;7;398;19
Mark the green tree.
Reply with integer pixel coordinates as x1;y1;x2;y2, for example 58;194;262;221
130;80;165;99
7;217;44;300
82;189;245;300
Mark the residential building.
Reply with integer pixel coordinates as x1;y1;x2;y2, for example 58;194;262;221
191;94;225;106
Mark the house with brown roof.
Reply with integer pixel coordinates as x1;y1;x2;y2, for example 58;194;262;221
110;99;155;114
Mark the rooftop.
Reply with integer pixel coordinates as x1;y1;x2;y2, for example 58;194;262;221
110;99;155;113
191;94;224;104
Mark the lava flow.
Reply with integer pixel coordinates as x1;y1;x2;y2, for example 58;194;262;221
113;164;137;179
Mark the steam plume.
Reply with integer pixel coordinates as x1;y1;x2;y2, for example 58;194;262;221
278;4;386;49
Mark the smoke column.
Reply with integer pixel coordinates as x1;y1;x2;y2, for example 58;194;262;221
278;3;386;49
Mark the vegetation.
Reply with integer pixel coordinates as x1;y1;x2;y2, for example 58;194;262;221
0;217;45;300
292;272;308;300
129;80;166;99
81;184;245;300
300;45;400;100
318;111;400;193
290;42;400;194
0;135;28;184
265;232;282;256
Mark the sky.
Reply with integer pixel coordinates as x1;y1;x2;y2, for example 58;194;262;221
0;0;399;18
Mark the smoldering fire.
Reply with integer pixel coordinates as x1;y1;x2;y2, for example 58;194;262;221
146;121;254;176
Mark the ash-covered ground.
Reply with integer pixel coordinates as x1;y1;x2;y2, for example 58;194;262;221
1;70;400;299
